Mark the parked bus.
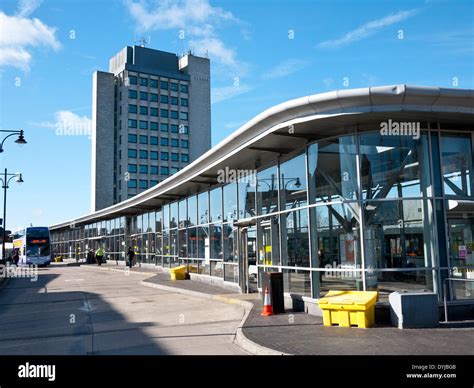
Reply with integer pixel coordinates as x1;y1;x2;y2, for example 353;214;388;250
13;227;52;266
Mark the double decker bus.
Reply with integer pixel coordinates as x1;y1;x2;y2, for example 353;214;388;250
13;227;52;266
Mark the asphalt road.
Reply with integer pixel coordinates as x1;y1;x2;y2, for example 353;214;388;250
0;265;248;355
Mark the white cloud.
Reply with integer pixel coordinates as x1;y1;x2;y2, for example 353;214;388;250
126;0;247;75
318;9;419;49
262;59;309;80
211;84;253;104
17;0;44;17
34;111;92;137
0;10;60;70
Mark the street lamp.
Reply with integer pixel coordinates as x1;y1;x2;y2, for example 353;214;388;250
0;169;24;263
0;130;27;153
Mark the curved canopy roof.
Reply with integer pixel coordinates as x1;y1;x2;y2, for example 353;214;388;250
51;84;474;230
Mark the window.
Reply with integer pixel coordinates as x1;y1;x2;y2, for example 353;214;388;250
128;179;137;188
180;125;188;134
170;124;179;133
128;75;137;85
128;90;137;99
181;154;189;162
161;152;169;161
150;93;158;102
160;95;169;104
139;165;148;174
180;84;188;93
150;108;158;117
198;191;209;224
150;151;158;160
150;79;158;88
180;112;188;121
181;140;189;148
151;180;158;186
170;167;179;174
128;104;137;114
441;133;473;197
170;97;178;105
139;135;148;144
139;77;148;86
210;187;223;222
128;149;137;158
150;122;158;130
257;165;278;215
170;82;178;91
180;98;188;107
139;106;148;115
139;180;148;189
139;150;148;159
128;164;137;173
150;136;158;145
171;152;179;161
128;134;137;143
171;138;179;147
171;110;178;119
308;135;358;203
160;123;169;132
151;166;158;174
139;91;148;101
139;120;148;130
128;119;137;128
160;137;169;146
160;109;169;118
160;81;169;90
280;153;307;210
161;166;169;175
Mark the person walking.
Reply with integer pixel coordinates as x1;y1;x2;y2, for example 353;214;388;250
127;246;135;269
95;246;104;266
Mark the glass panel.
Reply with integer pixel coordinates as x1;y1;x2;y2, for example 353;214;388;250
197;226;209;259
446;200;474;269
367;270;434;302
257;215;280;266
257;165;278;215
188;227;197;258
283;269;311;297
209;224;222;259
441;132;473;197
280;153;307;209
223;182;238;222
209;187;223;223
224;263;238;283
223;224;236;262
308;135;358;203
178;229;187;257
211;261;224;278
170;202;178;229
163;205;169;230
238;177;256;219
198;191;209;224
187;195;197;226
179;199;187;228
170;229;178;256
363;199;437;291
281;209;310;267
359;132;431;199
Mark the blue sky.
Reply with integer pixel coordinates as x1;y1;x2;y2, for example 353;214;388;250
0;0;473;229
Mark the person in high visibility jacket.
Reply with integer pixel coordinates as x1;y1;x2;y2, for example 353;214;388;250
95;246;104;266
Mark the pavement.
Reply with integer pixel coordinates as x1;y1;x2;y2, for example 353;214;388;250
2;260;474;355
0;264;249;355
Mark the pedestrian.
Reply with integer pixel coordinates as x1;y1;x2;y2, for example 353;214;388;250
12;248;19;266
318;248;325;283
95;246;104;266
127;246;135;269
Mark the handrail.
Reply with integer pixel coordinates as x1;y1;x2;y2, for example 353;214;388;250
443;277;474;322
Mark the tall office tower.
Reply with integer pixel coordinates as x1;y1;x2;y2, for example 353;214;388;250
91;45;211;211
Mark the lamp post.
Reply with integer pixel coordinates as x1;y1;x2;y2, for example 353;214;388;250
0;130;27;153
1;169;24;262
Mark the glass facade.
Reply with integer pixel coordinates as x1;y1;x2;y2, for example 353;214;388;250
51;127;474;303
